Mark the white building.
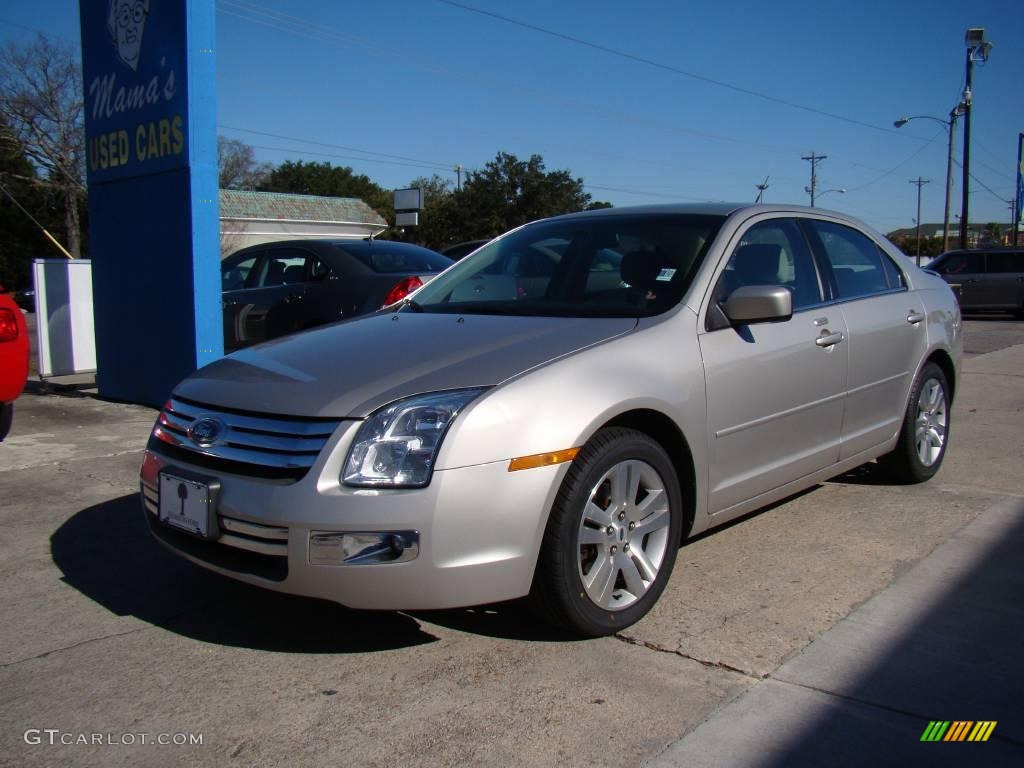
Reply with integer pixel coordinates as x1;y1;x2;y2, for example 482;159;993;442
219;190;387;256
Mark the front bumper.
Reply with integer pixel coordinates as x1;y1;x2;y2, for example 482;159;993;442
140;421;567;610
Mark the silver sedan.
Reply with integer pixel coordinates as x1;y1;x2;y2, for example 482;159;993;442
140;204;961;636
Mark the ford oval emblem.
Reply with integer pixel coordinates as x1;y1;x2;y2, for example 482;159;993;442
188;416;227;448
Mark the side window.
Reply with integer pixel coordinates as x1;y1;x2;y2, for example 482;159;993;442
256;248;310;287
221;253;260;291
808;221;893;300
934;252;984;275
986;252;1022;273
714;218;822;311
878;247;906;289
310;256;332;281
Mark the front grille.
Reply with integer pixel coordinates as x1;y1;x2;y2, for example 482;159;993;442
150;396;344;481
146;509;288;582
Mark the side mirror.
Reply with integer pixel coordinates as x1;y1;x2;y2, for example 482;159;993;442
722;285;793;324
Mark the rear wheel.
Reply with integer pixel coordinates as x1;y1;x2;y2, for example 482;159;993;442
0;401;12;441
878;362;950;483
529;428;683;637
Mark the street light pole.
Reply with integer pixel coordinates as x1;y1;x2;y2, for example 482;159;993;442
894;110;963;253
910;177;931;265
960;49;973;250
960;28;993;250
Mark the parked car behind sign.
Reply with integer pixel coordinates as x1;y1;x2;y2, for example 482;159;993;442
143;204;961;636
440;239;492;261
220;239;452;350
926;247;1024;317
0;294;29;440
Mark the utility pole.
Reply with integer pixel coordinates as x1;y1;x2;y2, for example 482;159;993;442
1015;132;1023;247
961;28;993;250
802;152;826;207
454;164;462;192
910;177;931;265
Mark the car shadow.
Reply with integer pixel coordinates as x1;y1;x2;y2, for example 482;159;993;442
51;493;437;654
412;602;582;642
826;461;896;486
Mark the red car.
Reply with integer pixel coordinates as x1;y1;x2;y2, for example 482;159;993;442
0;293;29;440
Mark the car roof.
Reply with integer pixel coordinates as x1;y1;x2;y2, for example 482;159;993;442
545;202;858;223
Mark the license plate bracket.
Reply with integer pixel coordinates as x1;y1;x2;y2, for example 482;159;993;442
158;468;221;541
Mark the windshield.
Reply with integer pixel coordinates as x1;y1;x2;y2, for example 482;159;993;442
408;214;724;317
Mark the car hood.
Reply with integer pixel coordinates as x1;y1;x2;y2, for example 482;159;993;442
174;312;638;418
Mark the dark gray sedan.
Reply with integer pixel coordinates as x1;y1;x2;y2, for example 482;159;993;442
220;239;452;350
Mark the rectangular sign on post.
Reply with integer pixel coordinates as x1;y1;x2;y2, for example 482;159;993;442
33;259;97;378
393;187;424;211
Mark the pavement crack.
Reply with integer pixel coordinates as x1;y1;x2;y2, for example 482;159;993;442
0;625;152;668
614;632;765;679
54;461;139;493
770;676;1024;747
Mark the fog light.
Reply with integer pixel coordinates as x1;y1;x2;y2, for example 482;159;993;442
309;531;419;565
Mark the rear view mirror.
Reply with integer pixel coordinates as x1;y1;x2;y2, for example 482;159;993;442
723;285;792;324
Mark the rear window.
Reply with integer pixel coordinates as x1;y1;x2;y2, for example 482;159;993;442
338;242;453;274
986;251;1024;273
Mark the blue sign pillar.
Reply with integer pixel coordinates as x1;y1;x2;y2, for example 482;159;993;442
79;0;221;406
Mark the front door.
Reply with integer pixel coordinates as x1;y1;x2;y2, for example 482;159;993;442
699;217;848;515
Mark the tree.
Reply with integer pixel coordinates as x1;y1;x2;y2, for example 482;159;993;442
259;160;392;222
218;136;271;190
390;174;463;250
0;34;84;257
459;152;607;238
981;222;1003;247
0;120;66;288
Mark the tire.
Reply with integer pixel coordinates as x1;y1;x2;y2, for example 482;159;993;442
529;427;683;637
0;401;12;442
878;362;950;484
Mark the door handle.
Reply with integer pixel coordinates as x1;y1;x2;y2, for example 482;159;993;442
906;310;925;324
963;278;977;284
815;330;845;347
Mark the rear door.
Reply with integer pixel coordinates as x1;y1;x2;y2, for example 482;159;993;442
699;216;847;514
221;250;262;351
979;251;1024;310
226;248;310;347
802;219;928;460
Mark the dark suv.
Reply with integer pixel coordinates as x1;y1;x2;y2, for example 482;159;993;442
926;248;1024;317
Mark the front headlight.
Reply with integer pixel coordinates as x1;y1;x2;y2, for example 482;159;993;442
342;389;487;488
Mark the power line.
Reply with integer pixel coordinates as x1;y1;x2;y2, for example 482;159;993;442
436;0;916;137
216;1;825;160
218;125;454;171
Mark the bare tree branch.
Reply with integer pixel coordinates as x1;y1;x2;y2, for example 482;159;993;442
0;34;84;256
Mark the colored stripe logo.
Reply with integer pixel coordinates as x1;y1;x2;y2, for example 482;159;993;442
921;721;997;742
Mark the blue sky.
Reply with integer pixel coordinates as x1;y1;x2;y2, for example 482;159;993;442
4;0;1022;235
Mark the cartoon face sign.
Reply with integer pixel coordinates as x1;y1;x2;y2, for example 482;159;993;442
107;0;149;71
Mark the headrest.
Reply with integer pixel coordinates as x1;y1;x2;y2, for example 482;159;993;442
732;243;783;285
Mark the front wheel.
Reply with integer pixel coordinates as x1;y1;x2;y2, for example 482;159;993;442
878;362;950;483
0;401;12;441
529;427;683;637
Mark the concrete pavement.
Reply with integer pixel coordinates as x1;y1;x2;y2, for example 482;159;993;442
1;333;1022;767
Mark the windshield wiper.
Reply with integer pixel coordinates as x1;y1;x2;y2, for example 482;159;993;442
397;297;426;313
